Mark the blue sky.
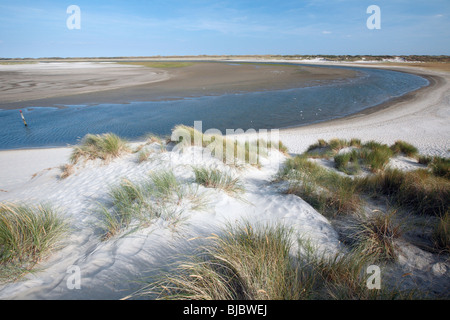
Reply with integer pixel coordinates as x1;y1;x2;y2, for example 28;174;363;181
0;0;449;58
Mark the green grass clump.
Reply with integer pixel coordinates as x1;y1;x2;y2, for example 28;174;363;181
110;179;146;216
70;133;129;164
99;174;172;239
137;149;151;163
279;155;362;218
433;211;450;253
328;139;350;152
286;139;448;218
149;170;184;202
307;139;329;151
139;222;407;300
306;139;396;173
0;202;69;282
418;156;449;179
360;141;394;172
429;157;450;179
418;155;433;165
171;125;285;166
334;149;361;175
357;169;450;216
390;140;419;158
100;170;209;239
193;167;245;195
341;211;402;262
145;223;313;300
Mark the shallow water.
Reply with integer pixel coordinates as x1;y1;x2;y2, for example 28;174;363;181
0;65;428;150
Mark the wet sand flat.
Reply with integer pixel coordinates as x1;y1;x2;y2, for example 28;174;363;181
0;61;358;109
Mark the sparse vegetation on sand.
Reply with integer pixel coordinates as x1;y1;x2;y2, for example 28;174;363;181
390;140;419;158
70;133;130;164
171;125;286;167
306;138;409;174
59;163;74;179
277;155;362;218
99;170;209;239
433;211;450;254
359;168;449;216
138;222;412;300
338;210;403;262
193;167;245;195
0;202;69;283
278;138;449;257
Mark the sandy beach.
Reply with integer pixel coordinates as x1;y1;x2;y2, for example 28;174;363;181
277;62;450;157
0;59;449;300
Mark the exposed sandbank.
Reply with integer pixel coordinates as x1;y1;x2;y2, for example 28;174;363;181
0;61;358;109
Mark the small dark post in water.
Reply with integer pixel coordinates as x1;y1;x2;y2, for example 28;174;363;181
19;110;28;126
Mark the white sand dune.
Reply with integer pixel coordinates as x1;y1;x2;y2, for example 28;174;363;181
0;143;342;299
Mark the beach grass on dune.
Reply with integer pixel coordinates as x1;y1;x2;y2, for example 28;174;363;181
433;211;450;253
137;149;152;163
305;139;421;174
140;222;410;300
70;133;129;164
99;170;209;239
279;139;449;220
359;141;394;173
100;176;165;239
0;202;69;282
193;167;245;195
358;168;450;216
278;155;362;218
171;125;287;166
143;223;312;300
429;157;450;179
60;163;74;179
334;149;361;175
390;140;419;158
149;170;184;201
338;210;403;262
418;155;450;178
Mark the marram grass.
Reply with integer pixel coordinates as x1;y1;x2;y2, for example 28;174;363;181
136;222;414;300
70;133;130;164
278;155;362;218
99;170;210;239
305;138;419;174
170;125;287;166
0;202;69;283
193;167;245;195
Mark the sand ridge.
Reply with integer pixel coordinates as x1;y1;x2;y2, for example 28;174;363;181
0;143;341;299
